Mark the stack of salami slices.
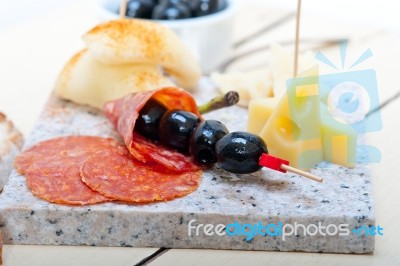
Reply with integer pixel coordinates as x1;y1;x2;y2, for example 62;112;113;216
14;87;203;205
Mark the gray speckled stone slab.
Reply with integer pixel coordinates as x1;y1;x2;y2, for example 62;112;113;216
0;83;375;253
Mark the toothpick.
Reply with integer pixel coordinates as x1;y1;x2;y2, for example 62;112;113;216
293;0;302;77
281;164;323;183
259;153;324;183
119;0;127;19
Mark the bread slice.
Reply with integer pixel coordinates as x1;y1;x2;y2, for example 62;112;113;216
83;19;201;89
0;112;23;191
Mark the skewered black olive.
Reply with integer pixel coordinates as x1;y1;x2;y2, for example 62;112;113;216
215;131;268;174
159;110;201;152
135;98;167;140
189;120;229;166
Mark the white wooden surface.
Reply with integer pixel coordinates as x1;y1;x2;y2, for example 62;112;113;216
1;1;399;265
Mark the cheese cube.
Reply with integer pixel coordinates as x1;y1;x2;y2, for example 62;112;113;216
210;68;273;107
247;98;279;135
271;44;317;98
320;104;357;167
259;66;323;169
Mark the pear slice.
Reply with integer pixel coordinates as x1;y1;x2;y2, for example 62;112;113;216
56;49;173;109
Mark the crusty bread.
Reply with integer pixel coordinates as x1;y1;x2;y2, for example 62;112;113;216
83;19;201;89
56;19;201;109
56;49;173;109
0;112;23;191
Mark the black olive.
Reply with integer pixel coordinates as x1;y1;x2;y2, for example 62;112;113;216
159;110;201;151
152;0;192;20
125;0;158;19
190;0;226;17
189;120;229;166
135;98;167;140
215;131;268;174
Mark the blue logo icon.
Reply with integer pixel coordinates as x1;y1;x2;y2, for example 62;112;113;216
286;40;382;167
339;92;359;113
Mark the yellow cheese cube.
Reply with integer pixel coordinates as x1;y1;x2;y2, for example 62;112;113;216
271;44;317;98
320;104;357;167
259;66;323;169
249;63;358;169
247;98;279;135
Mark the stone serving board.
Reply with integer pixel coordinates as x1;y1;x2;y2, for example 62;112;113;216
0;83;375;253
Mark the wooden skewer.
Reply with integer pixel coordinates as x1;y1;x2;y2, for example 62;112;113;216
119;0;127;19
281;164;323;183
290;0;323;183
293;0;302;77
259;154;324;183
289;0;323;182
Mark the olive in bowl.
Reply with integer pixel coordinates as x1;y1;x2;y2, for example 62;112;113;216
96;0;238;72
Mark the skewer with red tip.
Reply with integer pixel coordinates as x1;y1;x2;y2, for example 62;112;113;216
256;0;321;182
214;132;323;183
135;96;324;182
259;154;323;183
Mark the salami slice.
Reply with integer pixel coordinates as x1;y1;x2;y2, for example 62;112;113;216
81;147;202;203
15;136;120;205
15;136;119;174
103;87;202;173
130;133;200;172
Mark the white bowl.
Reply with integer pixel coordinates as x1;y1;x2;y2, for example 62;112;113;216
95;0;239;73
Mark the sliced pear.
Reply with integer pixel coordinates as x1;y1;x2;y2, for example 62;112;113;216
56;49;173;109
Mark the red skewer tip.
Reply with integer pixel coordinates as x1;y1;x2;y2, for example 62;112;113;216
259;153;289;173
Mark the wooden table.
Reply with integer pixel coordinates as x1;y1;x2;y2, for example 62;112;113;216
1;1;399;265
